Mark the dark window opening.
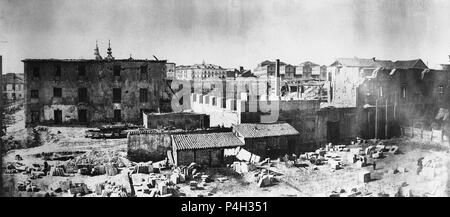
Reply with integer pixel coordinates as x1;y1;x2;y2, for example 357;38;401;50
53;87;62;98
114;109;121;122
78;64;86;76
222;98;226;108
32;67;40;78
113;88;121;103
31;90;39;99
140;88;148;102
78;88;88;103
438;85;444;95
55;64;61;77
212;97;216;106
140;65;148;79
113;65;121;77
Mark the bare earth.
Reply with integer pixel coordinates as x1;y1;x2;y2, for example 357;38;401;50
2;109;449;197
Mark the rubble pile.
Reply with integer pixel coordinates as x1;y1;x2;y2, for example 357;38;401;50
63;151;129;176
95;181;129;197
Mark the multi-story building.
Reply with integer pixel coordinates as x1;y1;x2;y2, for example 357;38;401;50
324;57;450;140
22;43;167;127
295;61;327;80
175;62;227;80
1;73;24;101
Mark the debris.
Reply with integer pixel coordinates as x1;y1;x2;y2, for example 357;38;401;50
105;164;118;176
217;177;228;183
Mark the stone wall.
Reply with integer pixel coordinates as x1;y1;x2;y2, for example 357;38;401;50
23;59;166;127
127;131;172;162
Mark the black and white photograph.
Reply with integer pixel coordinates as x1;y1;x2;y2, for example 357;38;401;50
1;0;450;205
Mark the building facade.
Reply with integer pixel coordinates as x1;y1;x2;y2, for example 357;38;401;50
175;62;227;80
1;73;24;101
23;45;167;127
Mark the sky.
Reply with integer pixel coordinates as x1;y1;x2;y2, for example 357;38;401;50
1;0;450;74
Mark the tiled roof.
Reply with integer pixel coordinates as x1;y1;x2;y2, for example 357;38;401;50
172;132;244;151
233;123;300;138
394;59;428;69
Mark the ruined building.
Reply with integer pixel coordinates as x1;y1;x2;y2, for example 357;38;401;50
325;57;449;140
23;42;167;127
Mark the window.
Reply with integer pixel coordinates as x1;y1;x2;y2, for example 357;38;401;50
114;109;121;122
78;88;87;103
401;85;407;99
193;94;197;102
140;65;148;79
140;88;148;102
12;93;16;100
55;64;61;77
113;88;121;103
31;90;39;99
32;67;40;78
78;64;86;76
53;87;62;98
438;85;444;95
212;97;217;106
113;65;121;77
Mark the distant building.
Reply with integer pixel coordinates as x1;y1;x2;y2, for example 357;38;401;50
165;62;176;79
22;42;167;127
295;61;327;80
1;73;24;101
175;62;227;80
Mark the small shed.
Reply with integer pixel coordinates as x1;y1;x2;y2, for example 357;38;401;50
232;123;301;158
171;132;244;166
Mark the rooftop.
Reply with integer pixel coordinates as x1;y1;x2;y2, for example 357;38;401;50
233;123;300;138
330;57;428;69
172;132;244;150
21;58;167;63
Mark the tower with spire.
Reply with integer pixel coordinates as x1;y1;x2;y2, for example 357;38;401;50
94;40;102;60
105;40;114;60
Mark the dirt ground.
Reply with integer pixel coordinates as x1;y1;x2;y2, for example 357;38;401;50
2;108;449;197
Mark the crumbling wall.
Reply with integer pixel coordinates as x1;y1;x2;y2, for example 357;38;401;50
144;113;208;130
127;132;172;162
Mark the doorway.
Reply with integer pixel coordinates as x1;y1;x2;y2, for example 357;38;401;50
78;109;87;124
327;121;340;144
54;110;62;124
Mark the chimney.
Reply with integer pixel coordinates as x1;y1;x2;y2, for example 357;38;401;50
239;66;244;72
275;59;280;97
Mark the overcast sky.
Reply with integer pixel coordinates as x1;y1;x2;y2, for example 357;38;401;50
1;0;450;73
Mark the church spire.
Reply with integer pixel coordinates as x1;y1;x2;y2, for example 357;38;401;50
94;40;102;60
105;40;114;60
